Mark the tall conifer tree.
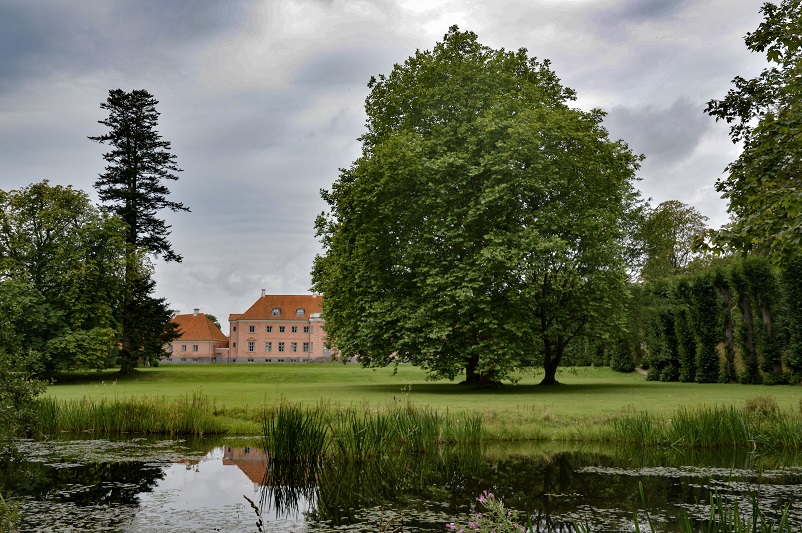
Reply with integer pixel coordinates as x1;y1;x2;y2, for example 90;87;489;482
90;89;185;374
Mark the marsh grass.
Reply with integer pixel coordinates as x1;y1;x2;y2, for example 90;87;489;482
613;398;802;450
30;391;227;436
261;401;484;463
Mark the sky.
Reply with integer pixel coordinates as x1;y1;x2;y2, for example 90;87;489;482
0;0;770;323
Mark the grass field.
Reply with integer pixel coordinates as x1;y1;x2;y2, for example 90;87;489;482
44;364;802;439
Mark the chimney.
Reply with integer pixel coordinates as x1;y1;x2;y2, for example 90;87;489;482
193;308;199;316
261;289;266;297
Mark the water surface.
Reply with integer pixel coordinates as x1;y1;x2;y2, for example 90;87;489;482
3;437;801;532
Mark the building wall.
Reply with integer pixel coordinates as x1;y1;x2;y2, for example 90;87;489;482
165;340;228;364
228;318;325;362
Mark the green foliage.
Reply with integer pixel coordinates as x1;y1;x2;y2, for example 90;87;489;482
313;27;642;386
781;256;802;373
704;0;802;265
637;200;709;281
690;273;721;383
447;491;525;533
0;348;45;437
0;491;19;533
91;89;188;374
673;278;699;382
0;181;126;372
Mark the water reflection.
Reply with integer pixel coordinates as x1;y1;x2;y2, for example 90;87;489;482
3;438;802;532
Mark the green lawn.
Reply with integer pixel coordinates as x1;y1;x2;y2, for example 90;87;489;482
47;363;802;420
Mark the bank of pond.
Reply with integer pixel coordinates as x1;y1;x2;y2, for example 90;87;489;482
22;393;802;452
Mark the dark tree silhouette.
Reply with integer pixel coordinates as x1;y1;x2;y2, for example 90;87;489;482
90;89;187;374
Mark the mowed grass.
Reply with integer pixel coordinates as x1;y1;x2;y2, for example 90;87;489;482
45;364;802;440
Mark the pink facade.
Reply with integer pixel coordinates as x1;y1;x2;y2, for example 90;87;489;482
227;292;329;363
165;309;229;364
164;293;331;364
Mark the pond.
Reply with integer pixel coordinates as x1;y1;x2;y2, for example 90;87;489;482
2;436;802;532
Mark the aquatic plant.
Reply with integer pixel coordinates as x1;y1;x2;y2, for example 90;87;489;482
447;491;527;533
29;391;227;436
613;400;802;450
0;491;19;533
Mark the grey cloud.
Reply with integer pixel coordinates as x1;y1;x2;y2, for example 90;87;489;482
604;97;711;168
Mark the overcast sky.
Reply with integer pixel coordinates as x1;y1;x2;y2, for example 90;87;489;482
0;0;769;323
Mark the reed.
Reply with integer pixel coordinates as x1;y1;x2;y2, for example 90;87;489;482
261;402;328;464
612;400;802;450
260;401;484;463
29;391;228;436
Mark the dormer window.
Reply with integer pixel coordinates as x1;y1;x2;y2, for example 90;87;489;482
272;308;280;316
296;308;305;316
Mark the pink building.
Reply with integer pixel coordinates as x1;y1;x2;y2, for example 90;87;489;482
227;291;329;363
165;309;229;364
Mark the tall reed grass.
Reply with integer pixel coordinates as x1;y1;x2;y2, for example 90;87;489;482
613;397;802;450
260;401;483;463
30;391;227;436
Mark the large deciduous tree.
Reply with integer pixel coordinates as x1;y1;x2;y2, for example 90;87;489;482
312;27;642;386
705;0;802;264
90;89;186;374
638;200;708;281
0;181;125;372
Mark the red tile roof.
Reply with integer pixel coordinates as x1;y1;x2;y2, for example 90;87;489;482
172;313;228;342
238;294;323;321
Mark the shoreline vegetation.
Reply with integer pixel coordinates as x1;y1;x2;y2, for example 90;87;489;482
29;365;802;449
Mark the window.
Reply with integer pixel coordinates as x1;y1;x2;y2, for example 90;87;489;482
291;326;298;333
233;342;236;348
193;345;199;352
304;326;311;333
248;325;255;333
296;308;305;316
278;342;285;352
247;358;254;362
303;342;311;352
291;342;297;352
266;358;272;363
248;342;255;352
181;358;186;362
233;326;237;332
278;358;284;362
266;326;272;333
279;326;285;333
272;308;280;316
265;342;272;352
181;345;187;352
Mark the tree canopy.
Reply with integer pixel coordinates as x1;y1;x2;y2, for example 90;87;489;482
637;200;709;281
90;89;185;374
0;181;125;372
313;27;642;386
705;0;802;264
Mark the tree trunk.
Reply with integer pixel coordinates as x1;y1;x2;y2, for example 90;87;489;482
119;250;136;376
540;338;562;385
738;292;760;383
718;284;737;382
462;353;501;387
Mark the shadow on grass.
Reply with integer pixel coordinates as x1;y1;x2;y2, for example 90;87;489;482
346;381;651;396
49;368;154;385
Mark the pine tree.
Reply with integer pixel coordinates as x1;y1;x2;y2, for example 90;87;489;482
90;89;188;374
